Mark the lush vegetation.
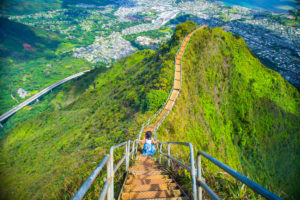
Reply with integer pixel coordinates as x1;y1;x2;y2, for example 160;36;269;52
123;27;173;50
0;20;195;199
0;21;299;200
267;9;300;27
157;23;300;199
0;0;62;15
0;18;94;114
0;0;122;15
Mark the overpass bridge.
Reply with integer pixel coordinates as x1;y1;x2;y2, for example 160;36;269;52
0;70;90;124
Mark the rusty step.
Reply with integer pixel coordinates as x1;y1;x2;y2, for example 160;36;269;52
174;80;181;90
127;175;169;181
123;183;177;192
130;166;161;171
128;170;167;175
121;189;182;200
155;109;169;123
135;158;157;162
137;198;188;200
176;64;181;72
126;178;173;185
165;101;174;111
169;90;179;101
134;161;157;165
130;165;160;169
175;71;181;80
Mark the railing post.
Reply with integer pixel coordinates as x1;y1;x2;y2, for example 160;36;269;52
131;140;135;160
197;154;202;200
159;144;162;164
167;144;171;168
107;147;114;200
189;144;197;200
126;141;130;171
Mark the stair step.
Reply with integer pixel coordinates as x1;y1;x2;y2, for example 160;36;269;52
126;178;173;185
169;90;179;101
127;175;169;180
174;80;181;90
175;64;181;72
175;71;181;80
133;163;159;167
165;101;174;111
135;198;187;200
123;183;177;192
135;160;157;164
130;166;161;171
128;170;167;175
121;189;182;200
135;158;156;162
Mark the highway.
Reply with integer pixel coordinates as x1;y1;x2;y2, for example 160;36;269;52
0;70;90;123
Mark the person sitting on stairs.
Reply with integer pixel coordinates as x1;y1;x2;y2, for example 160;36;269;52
136;131;159;156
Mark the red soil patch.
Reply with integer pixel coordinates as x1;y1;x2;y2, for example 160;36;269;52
23;43;35;51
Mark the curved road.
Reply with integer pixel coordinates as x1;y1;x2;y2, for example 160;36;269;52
0;70;90;123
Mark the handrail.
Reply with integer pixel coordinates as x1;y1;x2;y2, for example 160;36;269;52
98;181;109;200
159;141;197;200
107;141;129;200
196;180;220;200
197;151;282;200
72;140;134;200
72;155;109;200
152;34;187;138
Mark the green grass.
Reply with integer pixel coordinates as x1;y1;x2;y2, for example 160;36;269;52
157;25;300;199
0;18;96;114
0;21;298;200
0;20;191;198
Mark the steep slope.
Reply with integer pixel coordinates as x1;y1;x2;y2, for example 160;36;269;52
0;21;198;200
0;18;61;61
1;21;298;200
0;18;93;114
157;26;300;199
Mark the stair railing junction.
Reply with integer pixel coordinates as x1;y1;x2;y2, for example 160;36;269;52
72;26;282;200
72;139;282;200
72;140;137;200
157;142;282;200
152;34;187;140
196;151;282;200
159;142;197;200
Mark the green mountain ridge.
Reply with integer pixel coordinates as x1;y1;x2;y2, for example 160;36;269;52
0;21;299;199
0;18;93;115
157;25;300;199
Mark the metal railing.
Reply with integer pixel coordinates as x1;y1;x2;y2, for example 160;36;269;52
72;28;197;200
72;140;283;200
159;142;197;200
157;143;282;200
72;25;283;200
72;140;136;200
152;33;187;138
196;151;282;200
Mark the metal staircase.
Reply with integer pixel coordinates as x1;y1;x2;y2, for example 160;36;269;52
72;26;281;200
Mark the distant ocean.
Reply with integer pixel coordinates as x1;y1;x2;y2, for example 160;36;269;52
216;0;300;12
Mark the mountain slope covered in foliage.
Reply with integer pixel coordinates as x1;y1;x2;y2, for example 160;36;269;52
0;21;299;200
0;18;93;114
0;22;197;200
157;25;299;199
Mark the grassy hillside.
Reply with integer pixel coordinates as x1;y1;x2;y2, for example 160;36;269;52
0;18;93;114
0;21;298;200
0;0;125;16
0;0;62;16
157;25;300;199
0;22;198;200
